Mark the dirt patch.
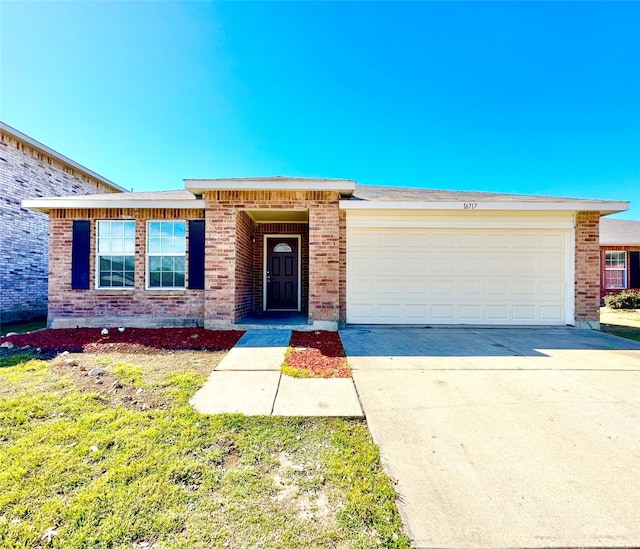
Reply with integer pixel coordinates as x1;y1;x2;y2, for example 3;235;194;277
44;349;226;411
1;328;244;353
285;331;351;378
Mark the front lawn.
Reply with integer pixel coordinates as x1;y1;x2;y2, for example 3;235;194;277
0;343;408;547
600;307;640;342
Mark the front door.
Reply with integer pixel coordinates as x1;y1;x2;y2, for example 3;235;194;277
266;237;299;310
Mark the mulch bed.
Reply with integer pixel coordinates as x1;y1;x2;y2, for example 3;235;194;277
1;328;244;353
1;327;351;379
286;331;351;378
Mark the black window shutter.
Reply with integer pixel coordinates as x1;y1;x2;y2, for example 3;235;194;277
71;220;91;290
630;251;640;289
188;220;205;290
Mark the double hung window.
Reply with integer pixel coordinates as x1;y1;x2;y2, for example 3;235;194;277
604;251;627;289
147;221;186;289
96;221;136;288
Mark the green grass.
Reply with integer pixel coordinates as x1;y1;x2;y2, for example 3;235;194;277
281;364;314;378
600;307;640;342
0;318;47;337
600;307;640;328
0;351;409;548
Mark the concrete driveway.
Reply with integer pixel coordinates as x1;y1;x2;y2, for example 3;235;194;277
340;327;640;549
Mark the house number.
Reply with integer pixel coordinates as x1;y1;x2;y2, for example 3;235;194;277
463;202;478;210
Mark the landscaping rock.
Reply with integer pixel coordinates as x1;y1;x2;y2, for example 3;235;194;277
110;380;123;390
101;328;109;335
0;342;14;349
88;367;107;378
5;332;18;337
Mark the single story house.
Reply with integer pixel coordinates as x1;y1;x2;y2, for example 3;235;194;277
23;177;628;331
0;121;125;324
600;217;640;299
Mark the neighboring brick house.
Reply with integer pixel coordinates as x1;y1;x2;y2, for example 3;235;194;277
0;122;126;324
600;217;640;300
23;177;628;330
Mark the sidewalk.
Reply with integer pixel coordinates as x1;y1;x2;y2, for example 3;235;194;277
190;330;363;417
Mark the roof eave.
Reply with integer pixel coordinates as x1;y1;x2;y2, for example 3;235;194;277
184;177;356;196
339;200;629;214
22;198;205;214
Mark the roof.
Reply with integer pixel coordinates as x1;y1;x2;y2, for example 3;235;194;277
341;184;628;214
600;218;640;245
22;180;630;215
0;121;127;193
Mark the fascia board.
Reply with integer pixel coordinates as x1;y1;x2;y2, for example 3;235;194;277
22;198;205;213
339;200;629;214
185;178;356;195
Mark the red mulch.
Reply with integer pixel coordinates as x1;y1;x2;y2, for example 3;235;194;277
1;328;244;353
286;331;351;378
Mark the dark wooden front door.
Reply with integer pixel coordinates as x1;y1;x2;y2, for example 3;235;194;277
266;237;299;310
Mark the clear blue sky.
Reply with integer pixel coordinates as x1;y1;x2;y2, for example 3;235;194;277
1;1;639;218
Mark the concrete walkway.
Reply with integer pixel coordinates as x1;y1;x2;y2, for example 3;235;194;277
190;330;362;417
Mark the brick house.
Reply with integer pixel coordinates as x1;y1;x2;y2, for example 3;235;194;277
600;217;640;300
23;177;628;330
1;122;126;324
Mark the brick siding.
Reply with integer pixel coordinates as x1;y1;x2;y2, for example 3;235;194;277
235;211;254;320
574;211;601;326
203;190;340;328
0;129;120;324
599;245;640;300
339;209;347;323
48;209;205;327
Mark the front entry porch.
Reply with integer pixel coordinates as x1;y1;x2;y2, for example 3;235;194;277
202;187;343;332
235;311;310;330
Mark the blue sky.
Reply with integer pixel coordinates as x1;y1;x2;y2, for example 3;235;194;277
1;1;639;218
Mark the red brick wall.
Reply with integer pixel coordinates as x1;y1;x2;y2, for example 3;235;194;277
1;129;121;323
338;209;347;323
235;211;255;320
575;211;600;324
599;245;640;299
203;190;340;326
48;208;205;327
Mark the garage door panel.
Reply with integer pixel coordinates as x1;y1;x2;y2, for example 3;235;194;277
486;305;509;320
347;227;568;325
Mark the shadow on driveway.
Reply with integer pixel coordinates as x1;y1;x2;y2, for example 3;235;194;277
340;326;640;358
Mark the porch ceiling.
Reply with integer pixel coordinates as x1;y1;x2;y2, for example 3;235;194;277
245;209;309;224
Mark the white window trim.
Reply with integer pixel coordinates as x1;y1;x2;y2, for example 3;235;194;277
145;220;187;290
604;250;627;290
95;220;136;290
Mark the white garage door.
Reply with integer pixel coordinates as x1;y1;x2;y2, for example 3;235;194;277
347;228;570;325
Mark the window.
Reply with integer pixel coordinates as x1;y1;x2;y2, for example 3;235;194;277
273;242;293;253
605;251;627;289
96;221;135;288
147;221;186;288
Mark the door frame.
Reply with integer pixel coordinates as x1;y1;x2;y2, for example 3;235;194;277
263;234;301;312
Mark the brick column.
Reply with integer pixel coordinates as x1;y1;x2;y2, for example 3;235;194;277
338;209;347;325
204;194;236;328
308;203;340;328
575;211;601;328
